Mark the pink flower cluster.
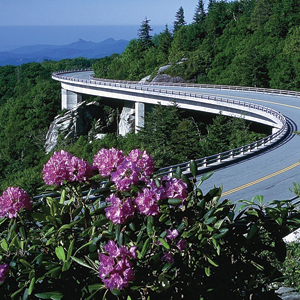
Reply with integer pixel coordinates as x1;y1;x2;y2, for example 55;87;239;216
93;148;155;191
93;148;125;178
105;194;135;224
99;240;137;291
43;150;93;185
0;187;32;219
0;264;9;282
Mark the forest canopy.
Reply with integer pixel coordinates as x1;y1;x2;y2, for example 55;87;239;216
93;0;300;91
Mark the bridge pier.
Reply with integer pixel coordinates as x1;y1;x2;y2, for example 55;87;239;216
61;88;82;110
135;102;144;133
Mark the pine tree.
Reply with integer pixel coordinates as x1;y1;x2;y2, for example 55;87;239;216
158;24;173;55
138;18;154;49
193;0;206;24
208;0;216;11
173;6;186;33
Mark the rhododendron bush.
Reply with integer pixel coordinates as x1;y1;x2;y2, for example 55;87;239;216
0;148;300;300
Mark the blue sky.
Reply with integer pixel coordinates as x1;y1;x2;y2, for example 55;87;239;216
0;0;206;26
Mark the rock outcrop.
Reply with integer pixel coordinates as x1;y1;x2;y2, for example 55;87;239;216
118;103;135;136
151;74;185;83
44;101;116;153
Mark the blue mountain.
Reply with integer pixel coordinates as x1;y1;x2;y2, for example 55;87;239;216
0;38;129;66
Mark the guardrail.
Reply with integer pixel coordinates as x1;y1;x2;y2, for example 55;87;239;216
52;69;289;177
52;69;300;97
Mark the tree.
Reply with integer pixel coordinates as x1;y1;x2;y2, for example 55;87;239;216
193;0;206;24
208;0;216;11
138;18;154;49
174;6;186;33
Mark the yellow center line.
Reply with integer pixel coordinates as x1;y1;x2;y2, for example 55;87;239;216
222;161;300;197
195;91;300;196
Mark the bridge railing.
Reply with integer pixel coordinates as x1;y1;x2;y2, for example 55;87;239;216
52;69;300;97
52;69;289;177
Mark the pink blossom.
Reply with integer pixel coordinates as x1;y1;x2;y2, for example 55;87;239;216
177;239;187;252
135;188;161;216
0;264;9;282
0;187;32;219
128;149;155;178
93;148;125;177
165;178;188;201
99;241;136;291
110;160;140;191
161;252;174;264
105;194;135;224
167;229;179;240
43;150;92;185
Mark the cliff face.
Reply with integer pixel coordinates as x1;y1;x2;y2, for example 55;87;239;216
44;100;135;153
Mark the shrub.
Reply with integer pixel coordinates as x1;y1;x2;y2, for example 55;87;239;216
0;148;299;299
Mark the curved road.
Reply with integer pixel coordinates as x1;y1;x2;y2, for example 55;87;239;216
62;71;300;203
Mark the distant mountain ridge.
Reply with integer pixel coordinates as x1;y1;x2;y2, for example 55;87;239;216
0;38;129;66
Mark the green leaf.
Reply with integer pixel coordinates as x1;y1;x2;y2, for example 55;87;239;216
55;246;66;262
19;226;26;240
58;224;71;234
204;216;217;225
214;219;224;230
158;237;170;250
88;283;106;292
247;224;259;239
70;256;94;270
246;209;259;217
205;266;211;277
167;198;182;205
140;238;151;258
200;171;214;183
207;256;218;267
67;240;75;260
255;195;264;206
20;259;33;269
174;166;182;179
147;216;154;237
62;260;71;272
34;291;63;300
93;218;109;227
213;228;229;239
28;277;35;295
190;160;197;177
1;239;8;251
59;189;66;204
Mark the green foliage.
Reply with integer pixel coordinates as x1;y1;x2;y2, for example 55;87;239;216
276;242;300;291
91;0;300;90
0;153;299;299
0;58;99;195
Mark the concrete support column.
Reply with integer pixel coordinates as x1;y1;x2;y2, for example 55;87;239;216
135;102;145;133
61;88;82;110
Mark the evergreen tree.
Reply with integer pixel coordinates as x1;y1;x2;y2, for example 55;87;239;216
193;0;206;24
208;0;216;11
138;18;154;49
158;24;173;56
174;6;186;33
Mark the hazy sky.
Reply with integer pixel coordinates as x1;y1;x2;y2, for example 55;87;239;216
0;0;206;26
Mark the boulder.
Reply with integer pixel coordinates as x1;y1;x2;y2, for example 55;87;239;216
151;74;185;83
